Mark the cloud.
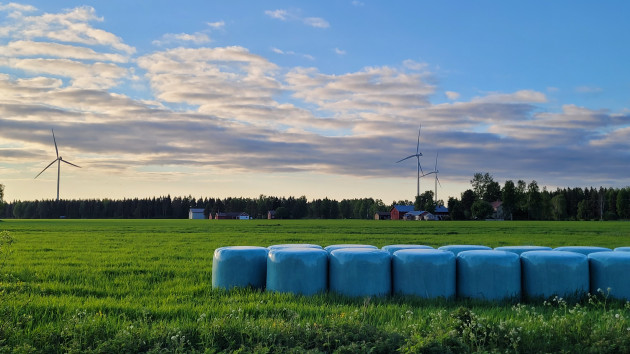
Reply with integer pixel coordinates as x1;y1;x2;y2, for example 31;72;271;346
0;40;128;62
152;32;211;46
575;85;603;94
445;91;460;100
334;48;346;55
265;9;329;28
303;17;329;28
0;5;135;54
272;47;315;60
207;21;225;29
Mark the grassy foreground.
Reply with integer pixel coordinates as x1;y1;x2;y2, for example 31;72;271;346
0;219;629;353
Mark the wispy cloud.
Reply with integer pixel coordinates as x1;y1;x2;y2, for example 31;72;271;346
334;48;346;55
445;91;460;100
152;32;211;46
575;85;603;94
207;21;225;29
271;47;315;60
265;9;329;28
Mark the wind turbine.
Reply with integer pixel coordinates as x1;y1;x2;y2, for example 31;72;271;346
35;129;81;201
422;152;442;202
396;126;424;197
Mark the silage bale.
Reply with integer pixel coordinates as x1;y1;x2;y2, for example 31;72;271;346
392;249;455;299
329;248;391;297
324;244;378;253
553;246;611;256
521;250;589;299
266;248;328;295
588;251;630;300
456;250;521;301
382;244;433;255
614;247;630;252
438;244;491;256
494;245;552;255
268;244;323;250
212;246;268;290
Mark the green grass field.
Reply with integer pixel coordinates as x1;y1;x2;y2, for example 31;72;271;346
1;219;630;353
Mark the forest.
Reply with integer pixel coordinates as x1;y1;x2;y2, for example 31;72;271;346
1;173;629;220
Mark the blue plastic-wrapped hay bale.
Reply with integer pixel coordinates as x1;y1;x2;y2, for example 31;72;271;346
438;244;491;256
614;247;630;252
268;244;323;250
212;246;268;290
392;249;455;298
588;251;630;300
494;246;552;255
553;246;611;256
324;244;378;253
382;244;433;255
521;251;589;299
329;248;391;297
266;248;328;295
456;250;521;301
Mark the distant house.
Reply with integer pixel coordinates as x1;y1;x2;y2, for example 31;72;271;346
391;205;415;220
268;210;276;219
215;212;251;220
188;208;205;220
490;201;504;220
403;210;425;220
374;212;391;220
434;205;449;220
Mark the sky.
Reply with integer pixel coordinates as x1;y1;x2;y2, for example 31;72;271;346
1;1;629;204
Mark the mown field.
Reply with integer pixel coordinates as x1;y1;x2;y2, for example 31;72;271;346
1;219;629;353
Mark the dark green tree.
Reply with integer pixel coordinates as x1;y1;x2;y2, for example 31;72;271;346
471;200;493;220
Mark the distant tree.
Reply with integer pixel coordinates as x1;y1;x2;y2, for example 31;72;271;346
275;206;289;219
460;189;476;219
551;194;568;220
0;184;4;216
502;180;516;220
447;197;465;220
617;188;630;219
471;200;493;220
527;180;542;220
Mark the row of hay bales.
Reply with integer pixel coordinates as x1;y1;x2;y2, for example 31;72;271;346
212;244;630;301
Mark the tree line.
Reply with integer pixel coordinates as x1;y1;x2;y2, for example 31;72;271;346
0;193;390;220
2;177;629;220
447;172;630;221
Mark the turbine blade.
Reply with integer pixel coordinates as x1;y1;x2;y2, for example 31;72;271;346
35;159;57;179
52;129;58;158
416;126;421;154
437;176;442;188
396;155;416;163
61;160;81;168
418;160;424;176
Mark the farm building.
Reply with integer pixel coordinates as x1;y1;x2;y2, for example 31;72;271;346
402;210;437;221
188;208;205;219
215;212;251;220
491;201;504;220
268;210;276;219
390;205;415;220
374;212;391;220
434;205;449;220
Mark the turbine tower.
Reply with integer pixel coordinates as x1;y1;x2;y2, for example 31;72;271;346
396;126;424;197
422;152;442;202
35;129;81;201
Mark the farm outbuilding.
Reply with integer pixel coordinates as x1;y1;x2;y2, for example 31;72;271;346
374;212;391;220
268;210;276;219
188;208;205;219
215;212;251;220
390;205;415;220
434;205;449;220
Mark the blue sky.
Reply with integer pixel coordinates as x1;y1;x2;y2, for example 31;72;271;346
1;1;629;203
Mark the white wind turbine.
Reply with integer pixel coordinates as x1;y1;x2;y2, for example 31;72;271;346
422;152;442;202
35;129;81;201
396;126;424;197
